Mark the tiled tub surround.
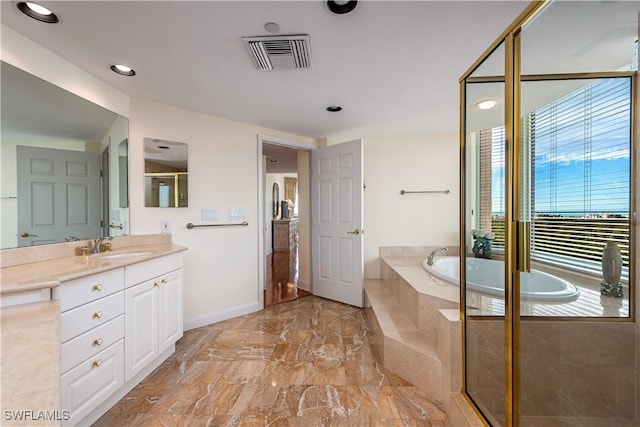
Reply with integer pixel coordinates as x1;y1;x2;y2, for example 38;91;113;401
0;234;187;426
467;319;639;426
364;246;484;427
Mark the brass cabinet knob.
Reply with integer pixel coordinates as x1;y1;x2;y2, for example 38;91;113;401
92;359;102;368
92;311;103;319
92;284;103;292
93;338;103;346
154;282;159;288
161;278;167;284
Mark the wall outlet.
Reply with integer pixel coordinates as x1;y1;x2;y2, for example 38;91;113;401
160;220;171;233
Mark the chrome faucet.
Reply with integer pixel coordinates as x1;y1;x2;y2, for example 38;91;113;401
91;237;112;254
427;247;448;265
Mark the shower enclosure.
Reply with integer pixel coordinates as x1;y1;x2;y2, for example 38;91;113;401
460;1;638;425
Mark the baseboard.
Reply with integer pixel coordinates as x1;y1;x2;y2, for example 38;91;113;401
298;278;311;292
183;301;262;331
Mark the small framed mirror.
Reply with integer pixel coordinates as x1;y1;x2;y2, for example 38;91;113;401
272;183;279;218
144;138;188;207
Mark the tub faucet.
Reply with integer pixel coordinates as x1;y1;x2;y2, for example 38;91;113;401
91;237;112;254
427;247;448;265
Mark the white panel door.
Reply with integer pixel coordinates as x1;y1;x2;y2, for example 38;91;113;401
311;139;364;307
16;146;100;246
158;269;183;353
124;280;158;382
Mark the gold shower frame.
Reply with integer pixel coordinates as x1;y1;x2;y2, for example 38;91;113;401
458;1;638;425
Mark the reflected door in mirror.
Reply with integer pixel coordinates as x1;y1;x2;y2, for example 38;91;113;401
17;146;100;246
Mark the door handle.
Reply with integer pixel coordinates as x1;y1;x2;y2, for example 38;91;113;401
516;221;531;273
19;231;37;238
347;229;360;235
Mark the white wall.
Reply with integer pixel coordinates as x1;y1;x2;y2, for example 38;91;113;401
329;134;460;278
128;98;315;329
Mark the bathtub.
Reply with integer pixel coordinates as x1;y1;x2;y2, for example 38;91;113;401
422;256;580;303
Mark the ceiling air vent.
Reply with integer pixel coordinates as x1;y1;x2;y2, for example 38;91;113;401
242;35;312;71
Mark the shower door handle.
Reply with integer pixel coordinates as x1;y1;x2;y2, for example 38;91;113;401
516;221;530;273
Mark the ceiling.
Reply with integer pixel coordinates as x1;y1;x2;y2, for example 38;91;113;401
0;1;531;140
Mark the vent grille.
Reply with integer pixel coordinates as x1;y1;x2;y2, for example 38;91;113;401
242;35;311;71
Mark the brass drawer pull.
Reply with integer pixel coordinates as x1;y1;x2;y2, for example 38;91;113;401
154;282;159;288
161;278;167;284
92;311;103;319
92;359;102;368
92;284;103;292
93;338;103;346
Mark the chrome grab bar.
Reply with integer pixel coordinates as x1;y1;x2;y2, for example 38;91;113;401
400;189;450;195
186;221;249;229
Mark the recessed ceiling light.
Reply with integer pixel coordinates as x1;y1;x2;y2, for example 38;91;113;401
110;64;136;77
326;105;343;112
325;0;358;15
264;22;280;34
475;99;497;110
17;2;59;23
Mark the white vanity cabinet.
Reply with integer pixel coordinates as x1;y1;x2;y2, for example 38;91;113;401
50;251;184;426
124;253;183;382
54;268;125;427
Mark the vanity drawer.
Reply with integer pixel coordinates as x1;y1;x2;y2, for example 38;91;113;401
61;291;124;342
125;253;182;288
61;339;124;427
55;267;124;312
61;314;124;374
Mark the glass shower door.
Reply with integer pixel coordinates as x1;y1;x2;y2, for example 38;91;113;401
462;41;508;426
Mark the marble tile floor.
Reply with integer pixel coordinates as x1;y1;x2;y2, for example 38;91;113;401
94;296;447;426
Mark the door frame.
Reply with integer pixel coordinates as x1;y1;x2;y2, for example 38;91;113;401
257;134;317;308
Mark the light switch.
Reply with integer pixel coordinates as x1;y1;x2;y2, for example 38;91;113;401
228;208;247;220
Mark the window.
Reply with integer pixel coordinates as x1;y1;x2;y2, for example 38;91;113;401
479;76;632;277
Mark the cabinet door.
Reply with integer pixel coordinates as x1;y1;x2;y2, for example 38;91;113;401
158;269;183;353
124;279;158;382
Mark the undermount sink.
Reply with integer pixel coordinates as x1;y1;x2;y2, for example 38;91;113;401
92;251;152;259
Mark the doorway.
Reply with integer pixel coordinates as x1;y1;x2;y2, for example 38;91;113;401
258;135;316;308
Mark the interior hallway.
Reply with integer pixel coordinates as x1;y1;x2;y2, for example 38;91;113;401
94;296;446;426
264;250;311;308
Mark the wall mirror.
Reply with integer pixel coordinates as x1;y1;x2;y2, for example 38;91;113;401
144;138;188;207
0;61;130;249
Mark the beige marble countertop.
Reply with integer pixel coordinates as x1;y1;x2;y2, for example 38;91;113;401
1;300;61;426
1;243;187;295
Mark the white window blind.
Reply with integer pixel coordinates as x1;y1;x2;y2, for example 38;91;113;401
482;76;632;273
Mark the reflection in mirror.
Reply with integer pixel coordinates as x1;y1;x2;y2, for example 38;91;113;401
0;61;130;249
144;138;188;207
119;139;129;208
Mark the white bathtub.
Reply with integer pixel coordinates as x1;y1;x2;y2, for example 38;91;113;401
422;256;580;303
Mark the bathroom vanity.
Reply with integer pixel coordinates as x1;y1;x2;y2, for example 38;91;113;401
0;235;186;427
